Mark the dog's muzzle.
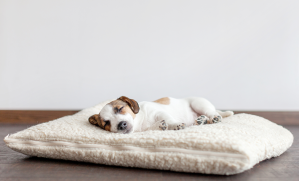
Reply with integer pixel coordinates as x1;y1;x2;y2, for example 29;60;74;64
118;121;127;131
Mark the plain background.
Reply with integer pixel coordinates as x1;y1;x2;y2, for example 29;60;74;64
0;0;299;110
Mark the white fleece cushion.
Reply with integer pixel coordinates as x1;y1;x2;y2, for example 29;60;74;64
4;100;293;175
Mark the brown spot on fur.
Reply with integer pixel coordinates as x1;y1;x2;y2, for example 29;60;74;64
154;97;170;105
110;100;127;112
109;100;136;119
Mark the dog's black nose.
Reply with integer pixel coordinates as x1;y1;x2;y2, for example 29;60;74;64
118;121;127;130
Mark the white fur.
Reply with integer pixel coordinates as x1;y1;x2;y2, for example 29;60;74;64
100;97;234;133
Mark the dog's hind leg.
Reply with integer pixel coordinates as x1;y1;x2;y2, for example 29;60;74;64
216;110;234;118
188;97;233;124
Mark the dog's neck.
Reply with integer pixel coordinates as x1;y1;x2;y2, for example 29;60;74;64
133;109;146;132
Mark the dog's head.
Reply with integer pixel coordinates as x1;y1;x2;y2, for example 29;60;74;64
88;96;139;134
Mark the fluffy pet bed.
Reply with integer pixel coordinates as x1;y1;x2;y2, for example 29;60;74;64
4;100;293;175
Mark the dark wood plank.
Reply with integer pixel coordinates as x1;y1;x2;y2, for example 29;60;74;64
0;110;78;124
0;124;298;181
234;111;299;125
0;110;298;125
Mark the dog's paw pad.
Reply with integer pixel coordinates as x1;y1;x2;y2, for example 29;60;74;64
196;115;208;125
159;120;168;131
176;123;186;130
181;123;186;129
212;115;222;123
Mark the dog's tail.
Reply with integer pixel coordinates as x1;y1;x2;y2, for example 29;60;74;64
216;110;234;118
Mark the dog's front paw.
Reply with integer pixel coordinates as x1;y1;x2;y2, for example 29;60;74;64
195;115;208;125
212;115;222;123
196;114;222;125
159;120;168;131
173;123;186;130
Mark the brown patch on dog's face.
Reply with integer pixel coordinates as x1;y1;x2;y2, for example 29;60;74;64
88;114;111;131
109;100;136;119
153;97;170;105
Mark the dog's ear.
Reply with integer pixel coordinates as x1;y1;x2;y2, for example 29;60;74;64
89;114;99;125
89;114;111;131
89;114;102;127
117;96;140;114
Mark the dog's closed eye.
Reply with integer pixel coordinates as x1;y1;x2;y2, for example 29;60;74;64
114;106;124;113
118;106;124;112
103;120;111;130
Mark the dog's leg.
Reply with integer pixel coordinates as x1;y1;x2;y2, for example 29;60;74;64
189;97;232;124
156;112;185;130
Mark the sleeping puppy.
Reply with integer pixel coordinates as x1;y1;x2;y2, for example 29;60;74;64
89;96;234;134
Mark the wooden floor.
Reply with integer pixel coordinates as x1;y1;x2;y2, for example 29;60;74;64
0;112;299;181
1;110;299;125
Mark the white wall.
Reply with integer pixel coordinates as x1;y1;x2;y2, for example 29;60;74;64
0;0;299;110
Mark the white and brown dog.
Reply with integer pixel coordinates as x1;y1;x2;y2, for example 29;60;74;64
89;96;234;134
